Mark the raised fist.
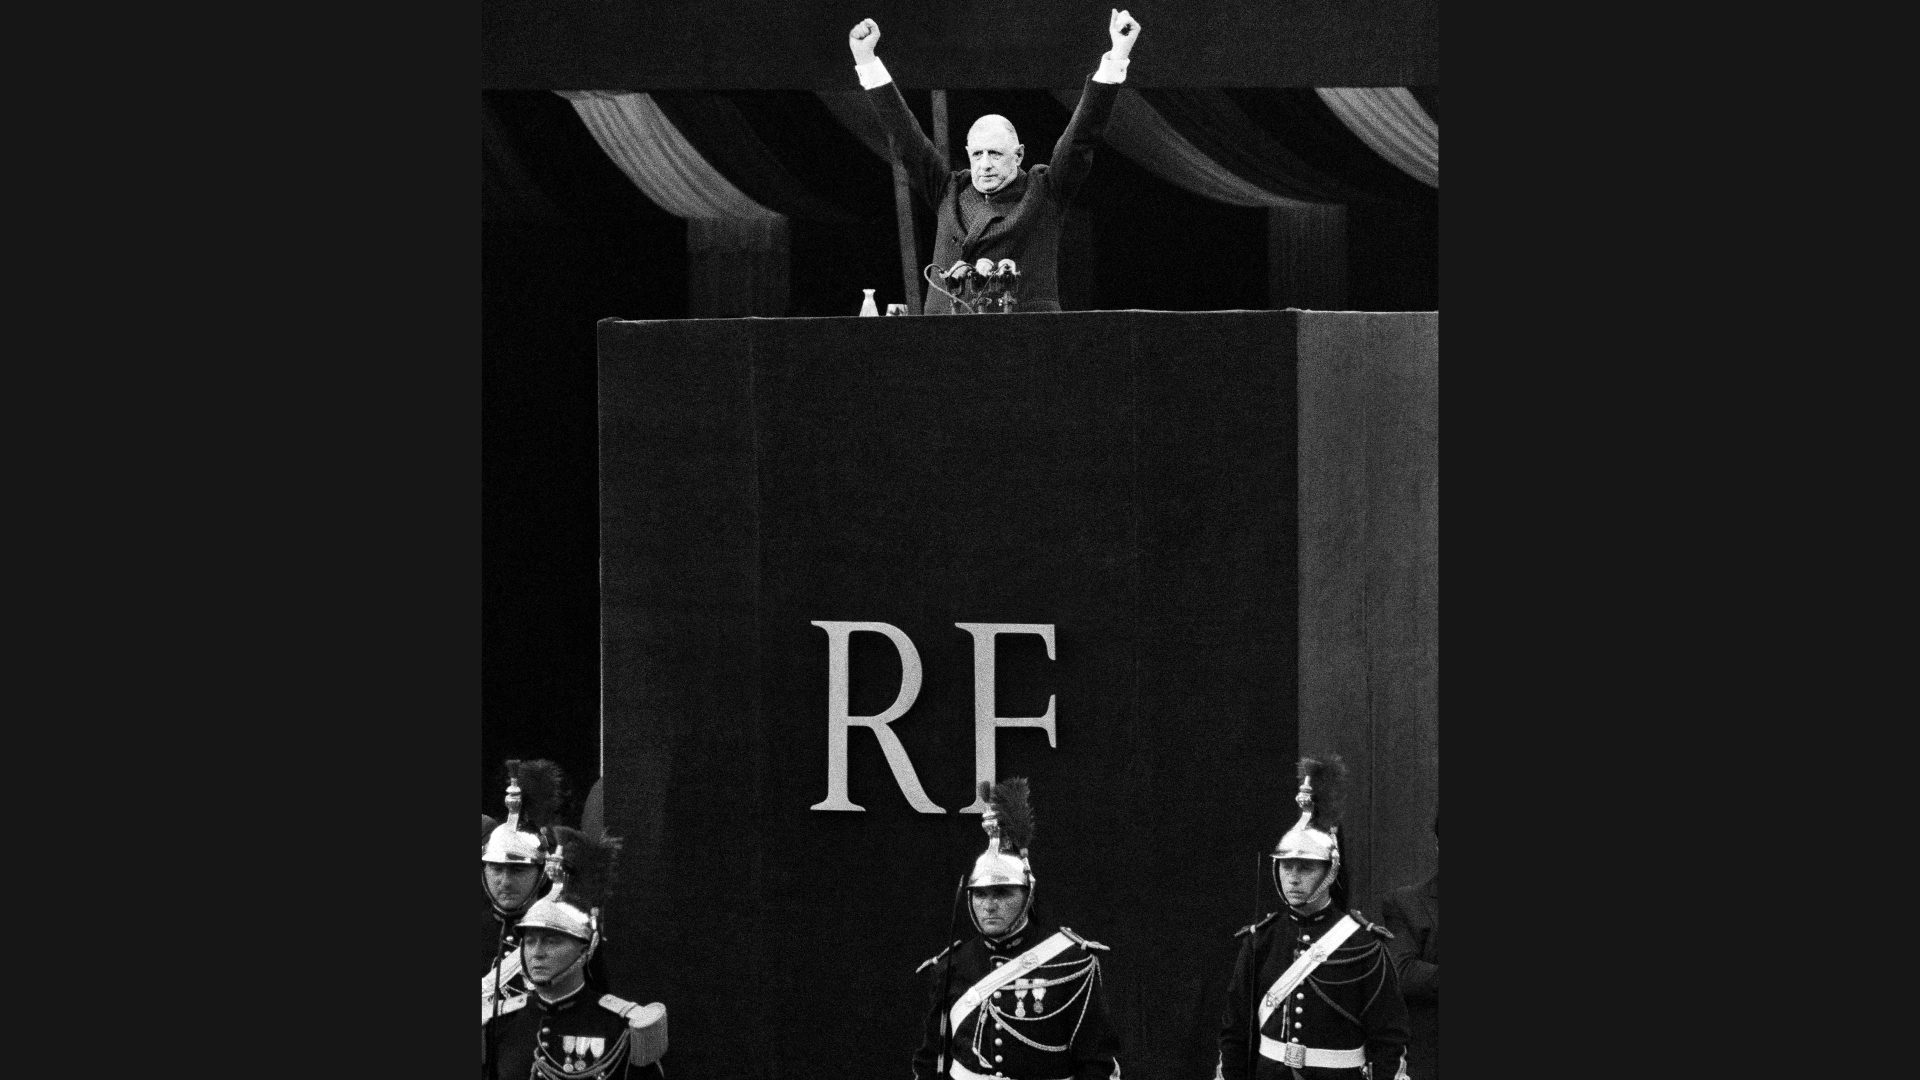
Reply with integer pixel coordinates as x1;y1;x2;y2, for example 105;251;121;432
849;19;881;64
1108;9;1140;57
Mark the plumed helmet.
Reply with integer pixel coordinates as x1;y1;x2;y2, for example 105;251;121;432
1271;755;1346;904
518;826;622;952
967;778;1036;891
482;759;567;866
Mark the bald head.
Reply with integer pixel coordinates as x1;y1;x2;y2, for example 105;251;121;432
965;114;1024;194
968;114;1019;146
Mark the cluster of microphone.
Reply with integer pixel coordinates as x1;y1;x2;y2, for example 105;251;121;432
937;258;1021;314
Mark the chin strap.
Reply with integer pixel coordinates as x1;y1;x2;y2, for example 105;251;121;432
1271;858;1337;912
524;924;599;996
968;881;1035;937
990;911;1032;941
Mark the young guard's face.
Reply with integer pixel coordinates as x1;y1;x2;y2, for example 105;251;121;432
1275;858;1331;908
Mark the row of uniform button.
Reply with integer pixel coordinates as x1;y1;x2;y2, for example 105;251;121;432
981;955;1008;1067
1285;935;1312;1035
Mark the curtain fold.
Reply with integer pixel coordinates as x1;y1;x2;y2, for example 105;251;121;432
1051;87;1322;210
1222;88;1427;203
1409;86;1438;123
1131;88;1358;205
1268;203;1348;310
558;90;790;316
648;91;865;224
688;217;791;318
1315;88;1438;188
560;91;781;222
1048;87;1346;309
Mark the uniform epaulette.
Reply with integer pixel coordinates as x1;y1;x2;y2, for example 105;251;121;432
600;996;668;1066
914;939;964;974
1348;907;1395;940
1233;912;1279;938
598;995;667;1030
1060;926;1109;951
482;993;528;1025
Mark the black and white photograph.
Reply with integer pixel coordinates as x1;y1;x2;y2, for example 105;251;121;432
481;3;1438;1077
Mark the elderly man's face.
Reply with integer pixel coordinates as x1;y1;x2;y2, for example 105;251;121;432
966;117;1023;194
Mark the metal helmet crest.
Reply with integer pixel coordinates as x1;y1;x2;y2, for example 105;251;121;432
964;778;1038;937
482;759;566;866
1270;755;1346;908
518;826;622;984
967;778;1036;890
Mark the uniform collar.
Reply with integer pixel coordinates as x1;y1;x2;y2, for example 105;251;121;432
535;982;591;1013
982;916;1037;953
1285;903;1340;926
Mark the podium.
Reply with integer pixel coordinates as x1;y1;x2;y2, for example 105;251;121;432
596;309;1436;1080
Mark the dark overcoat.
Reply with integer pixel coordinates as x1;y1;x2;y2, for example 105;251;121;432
1381;873;1439;1080
867;76;1120;314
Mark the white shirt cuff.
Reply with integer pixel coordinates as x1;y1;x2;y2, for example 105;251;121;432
856;57;892;89
1092;51;1130;83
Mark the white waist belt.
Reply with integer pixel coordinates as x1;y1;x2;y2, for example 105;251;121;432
1258;1036;1367;1069
948;1061;1073;1080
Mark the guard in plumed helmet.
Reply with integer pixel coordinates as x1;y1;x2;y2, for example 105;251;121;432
483;760;568;1027
484;825;670;1080
911;778;1122;1080
1216;755;1409;1080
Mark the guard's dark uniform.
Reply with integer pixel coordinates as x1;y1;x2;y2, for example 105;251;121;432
483;983;668;1080
1218;906;1409;1080
913;917;1121;1080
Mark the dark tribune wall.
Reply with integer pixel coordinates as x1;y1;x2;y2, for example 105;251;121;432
599;312;1304;1079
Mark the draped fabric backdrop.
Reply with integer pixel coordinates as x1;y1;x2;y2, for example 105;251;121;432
548;83;1437;316
1053;86;1366;309
562;91;791;317
1317;88;1439;188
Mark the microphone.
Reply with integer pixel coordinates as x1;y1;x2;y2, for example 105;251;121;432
983;259;1019;312
929;259;1020;313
